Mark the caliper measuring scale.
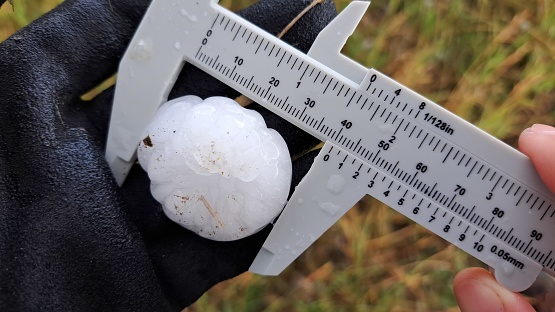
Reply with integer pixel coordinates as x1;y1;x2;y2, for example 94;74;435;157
106;0;555;292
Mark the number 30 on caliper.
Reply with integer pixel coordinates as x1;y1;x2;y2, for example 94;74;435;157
106;0;555;292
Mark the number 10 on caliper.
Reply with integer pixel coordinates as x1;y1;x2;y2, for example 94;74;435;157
106;0;555;292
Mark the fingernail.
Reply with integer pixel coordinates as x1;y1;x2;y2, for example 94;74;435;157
525;124;555;136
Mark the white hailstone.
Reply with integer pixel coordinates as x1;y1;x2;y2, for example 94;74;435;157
137;95;292;241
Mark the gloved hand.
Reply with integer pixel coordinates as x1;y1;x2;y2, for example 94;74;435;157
0;0;337;310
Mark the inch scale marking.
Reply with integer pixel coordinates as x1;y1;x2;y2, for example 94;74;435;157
106;0;555;292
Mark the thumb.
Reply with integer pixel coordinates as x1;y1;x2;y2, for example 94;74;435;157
518;124;555;193
453;268;534;312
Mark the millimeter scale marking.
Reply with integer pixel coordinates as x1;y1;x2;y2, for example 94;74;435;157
106;0;555;292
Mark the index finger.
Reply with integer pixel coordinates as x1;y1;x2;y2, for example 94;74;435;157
518;124;555;194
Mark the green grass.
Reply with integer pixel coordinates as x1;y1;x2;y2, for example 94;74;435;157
0;0;63;40
3;0;555;311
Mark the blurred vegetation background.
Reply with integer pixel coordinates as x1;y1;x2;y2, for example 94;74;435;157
2;0;555;311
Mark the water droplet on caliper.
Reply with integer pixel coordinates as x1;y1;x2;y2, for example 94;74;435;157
327;174;345;194
318;201;342;216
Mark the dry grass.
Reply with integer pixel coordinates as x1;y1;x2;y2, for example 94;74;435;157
3;0;555;311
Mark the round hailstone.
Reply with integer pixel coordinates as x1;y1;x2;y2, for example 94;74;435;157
137;95;292;241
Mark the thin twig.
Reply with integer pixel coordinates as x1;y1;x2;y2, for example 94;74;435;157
277;0;324;39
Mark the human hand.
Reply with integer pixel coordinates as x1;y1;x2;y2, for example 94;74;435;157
0;0;336;310
454;124;555;312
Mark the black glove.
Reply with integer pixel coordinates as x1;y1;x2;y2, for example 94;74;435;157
0;0;336;310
